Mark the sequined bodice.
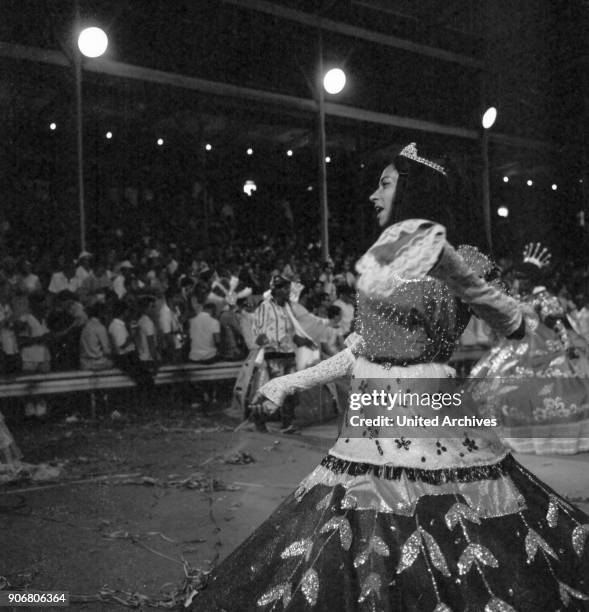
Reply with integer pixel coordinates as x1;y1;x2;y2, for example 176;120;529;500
356;278;470;363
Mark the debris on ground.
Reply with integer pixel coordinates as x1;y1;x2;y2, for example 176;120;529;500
0;461;64;485
222;451;255;465
112;471;237;492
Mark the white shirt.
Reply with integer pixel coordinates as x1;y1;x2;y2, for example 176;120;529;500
19;313;50;363
189;311;220;361
108;318;135;355
22;274;41;294
48;272;81;294
112;275;127;299
136;314;156;361
75;265;91;283
159;303;181;334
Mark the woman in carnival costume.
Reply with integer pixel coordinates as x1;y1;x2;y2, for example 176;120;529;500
192;144;589;611
467;243;589;455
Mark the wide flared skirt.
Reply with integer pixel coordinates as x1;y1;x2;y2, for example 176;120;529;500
468;322;589;455
191;454;589;611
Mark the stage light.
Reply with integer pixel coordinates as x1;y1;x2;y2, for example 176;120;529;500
323;68;346;95
482;107;497;129
49;122;57;131
105;131;113;139
157;138;164;146
503;176;509;183
527;179;533;186
286;150;293;157
307;186;314;191
205;143;212;151
247;148;253;155
77;27;108;58
243;180;257;196
552;184;557;191
497;206;509;218
325;156;331;163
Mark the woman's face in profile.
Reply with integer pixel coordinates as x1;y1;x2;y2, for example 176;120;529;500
370;164;399;227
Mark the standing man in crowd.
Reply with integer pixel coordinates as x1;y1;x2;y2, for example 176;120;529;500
251;275;315;434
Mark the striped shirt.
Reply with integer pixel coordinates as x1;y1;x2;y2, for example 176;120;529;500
253;297;296;353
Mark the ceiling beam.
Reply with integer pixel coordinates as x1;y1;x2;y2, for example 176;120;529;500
219;0;484;69
0;42;555;151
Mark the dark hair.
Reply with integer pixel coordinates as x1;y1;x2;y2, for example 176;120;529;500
112;300;129;318
327;305;341;319
386;145;476;246
203;303;216;315
514;262;543;284
87;302;106;319
390;152;453;231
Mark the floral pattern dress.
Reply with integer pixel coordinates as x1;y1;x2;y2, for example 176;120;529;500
468;287;589;455
192;220;589;612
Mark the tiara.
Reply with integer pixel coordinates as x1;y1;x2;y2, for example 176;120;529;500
399;143;447;176
522;242;552;269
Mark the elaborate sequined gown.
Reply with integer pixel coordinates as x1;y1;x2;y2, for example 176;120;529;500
467;287;589;455
193;221;589;612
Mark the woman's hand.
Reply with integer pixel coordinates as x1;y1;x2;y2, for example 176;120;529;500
249;391;280;416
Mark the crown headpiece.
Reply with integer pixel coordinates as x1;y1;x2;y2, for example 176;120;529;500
522;242;552;269
399;143;447;176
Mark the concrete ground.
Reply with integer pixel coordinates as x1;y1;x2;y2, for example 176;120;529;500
0;392;588;611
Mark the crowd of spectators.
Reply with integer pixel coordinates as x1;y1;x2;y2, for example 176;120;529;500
0;227;361;387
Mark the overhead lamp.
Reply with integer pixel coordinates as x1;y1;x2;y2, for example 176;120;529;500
325;156;331;163
243;180;257;196
481;106;497;129
247;148;253;155
551;184;557;191
323;68;346;95
286;150;293;157
205;143;212;151
527;179;533;186
77;27;108;58
157;138;164;146
105;131;113;139
497;206;509;218
502;176;509;183
49;122;57;131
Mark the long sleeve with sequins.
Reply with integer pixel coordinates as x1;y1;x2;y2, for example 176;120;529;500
259;348;355;406
429;243;523;337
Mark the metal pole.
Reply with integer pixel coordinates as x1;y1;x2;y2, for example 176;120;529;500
481;129;492;254
317;31;329;261
74;2;86;252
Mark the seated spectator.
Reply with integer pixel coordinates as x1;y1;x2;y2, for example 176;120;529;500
75;251;93;283
48;257;81;296
79;302;113;370
134;295;160;371
47;291;87;370
19;259;42;295
158;287;184;363
0;279;20;374
18;293;51;417
189;303;220;364
108;300;153;387
19;293;51;373
112;261;134;299
79;259;112;304
219;297;246;361
320;305;345;357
